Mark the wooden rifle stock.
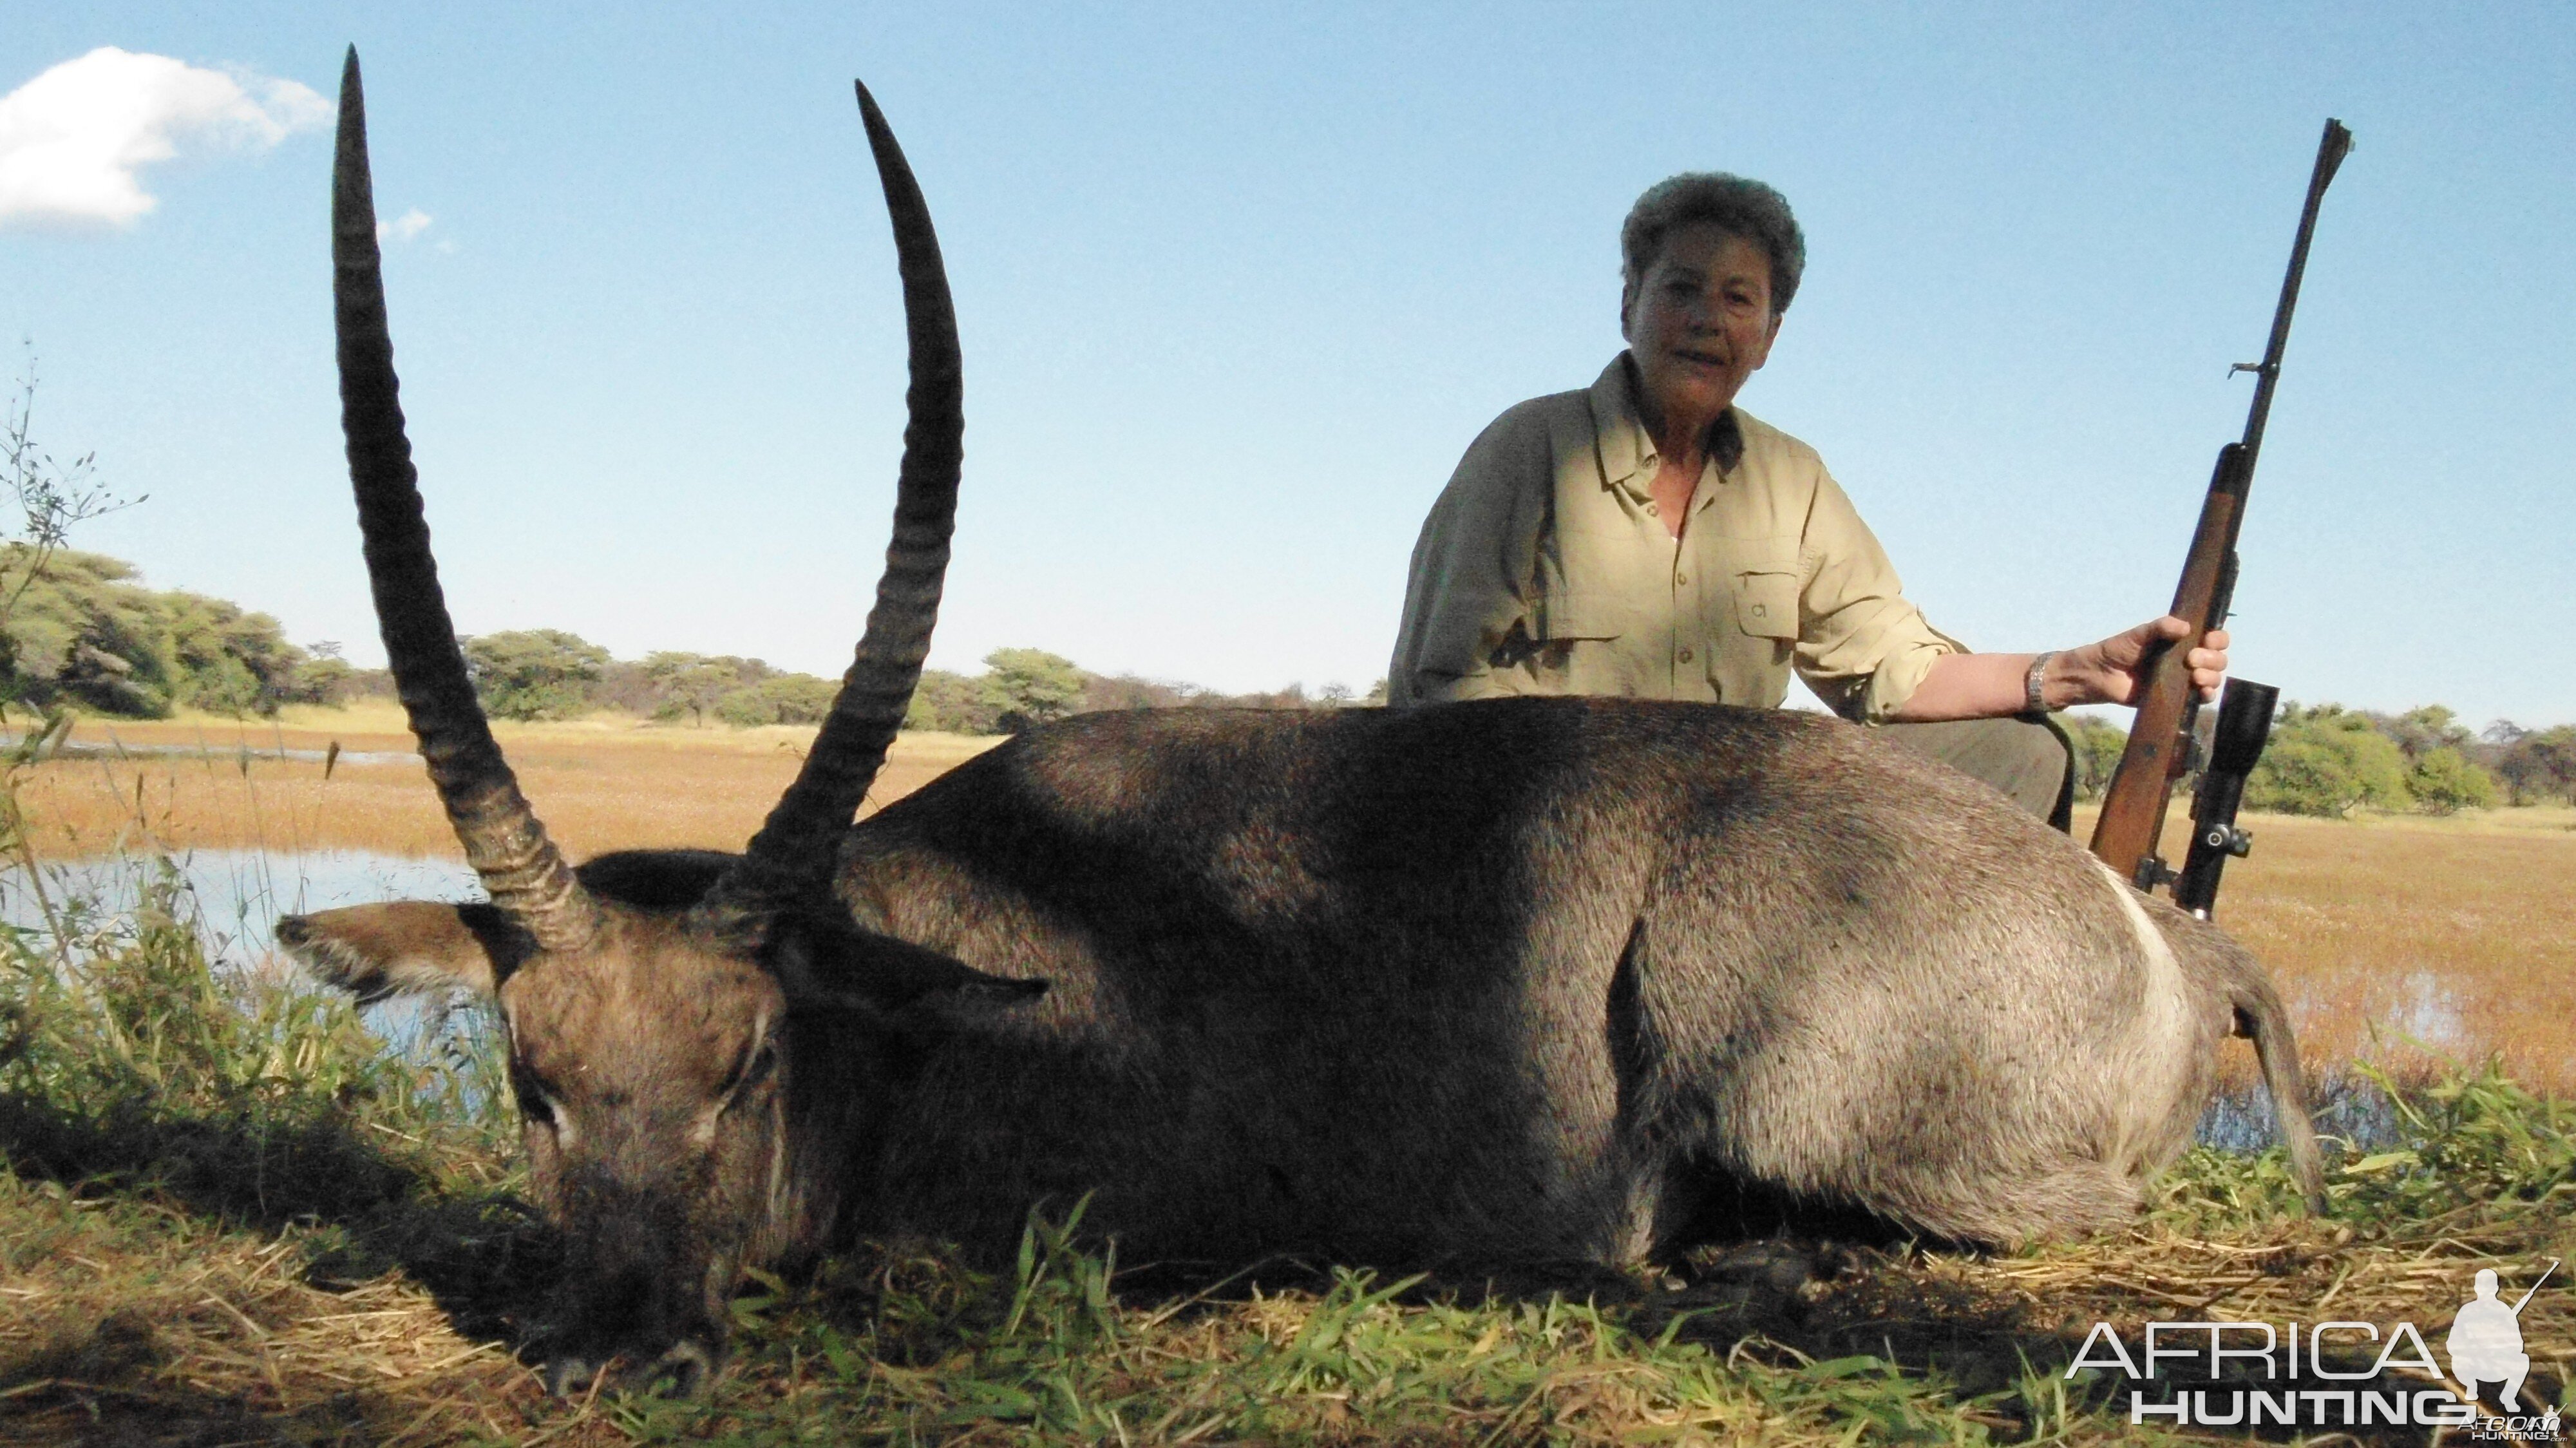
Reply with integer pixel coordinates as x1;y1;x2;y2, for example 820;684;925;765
2089;118;2352;896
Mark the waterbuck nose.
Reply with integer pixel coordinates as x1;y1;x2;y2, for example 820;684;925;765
548;1257;722;1395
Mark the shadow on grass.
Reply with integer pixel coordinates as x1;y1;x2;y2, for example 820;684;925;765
0;1310;392;1448
0;1091;556;1352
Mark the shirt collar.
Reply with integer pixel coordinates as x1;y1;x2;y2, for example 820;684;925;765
1588;352;1745;498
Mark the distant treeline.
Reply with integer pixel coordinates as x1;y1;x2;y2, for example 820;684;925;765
2064;705;2575;817
434;633;1389;735
0;552;1387;734
7;551;2568;817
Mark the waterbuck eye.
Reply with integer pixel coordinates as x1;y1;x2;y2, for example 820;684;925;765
510;1060;557;1127
717;1040;777;1109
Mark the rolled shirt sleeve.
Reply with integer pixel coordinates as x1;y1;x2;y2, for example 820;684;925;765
1792;467;1966;723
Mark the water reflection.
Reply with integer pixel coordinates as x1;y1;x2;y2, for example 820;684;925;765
2195;1073;2402;1153
1;848;485;1060
1;848;479;960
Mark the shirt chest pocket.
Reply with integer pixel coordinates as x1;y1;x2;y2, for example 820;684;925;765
1710;535;1803;641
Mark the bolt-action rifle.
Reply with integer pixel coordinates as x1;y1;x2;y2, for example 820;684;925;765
2088;118;2353;916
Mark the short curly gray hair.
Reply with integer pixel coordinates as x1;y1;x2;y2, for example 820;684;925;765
1620;173;1806;318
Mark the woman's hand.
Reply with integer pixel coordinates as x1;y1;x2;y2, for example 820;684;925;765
2050;616;2228;708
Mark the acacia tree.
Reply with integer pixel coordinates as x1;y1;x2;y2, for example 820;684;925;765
462;629;609;721
980;647;1084;732
642;651;746;727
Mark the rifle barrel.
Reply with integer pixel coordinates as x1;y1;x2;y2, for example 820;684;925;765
2086;117;2352;895
2239;119;2353;464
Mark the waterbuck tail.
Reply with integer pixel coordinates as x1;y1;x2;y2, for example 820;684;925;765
2232;971;2329;1217
705;79;961;926
332;47;598;953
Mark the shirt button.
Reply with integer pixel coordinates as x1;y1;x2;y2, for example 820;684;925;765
1644;502;1659;516
1674;573;1687;585
1678;647;1694;663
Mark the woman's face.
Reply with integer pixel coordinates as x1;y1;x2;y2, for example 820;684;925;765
1621;224;1780;435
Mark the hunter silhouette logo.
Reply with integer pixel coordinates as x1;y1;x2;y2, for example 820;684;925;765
2449;1260;2555;1412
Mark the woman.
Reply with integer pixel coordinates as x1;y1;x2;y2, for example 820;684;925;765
1385;172;2228;826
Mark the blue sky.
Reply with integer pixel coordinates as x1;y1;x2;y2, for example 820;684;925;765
3;5;2570;725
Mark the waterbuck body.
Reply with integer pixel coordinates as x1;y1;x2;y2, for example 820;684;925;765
802;698;2281;1262
285;54;2325;1393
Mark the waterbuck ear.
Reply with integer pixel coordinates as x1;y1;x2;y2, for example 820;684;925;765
277;902;529;1003
768;919;1048;1020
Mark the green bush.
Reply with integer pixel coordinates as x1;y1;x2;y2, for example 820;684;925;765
2244;703;2414;817
2409;745;2498;814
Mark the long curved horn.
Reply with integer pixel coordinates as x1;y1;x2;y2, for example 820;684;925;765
333;48;598;953
701;80;961;924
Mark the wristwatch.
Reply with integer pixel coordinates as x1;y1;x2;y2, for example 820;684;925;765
2025;651;2058;714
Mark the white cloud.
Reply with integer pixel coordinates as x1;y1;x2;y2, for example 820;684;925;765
0;46;329;230
377;206;431;243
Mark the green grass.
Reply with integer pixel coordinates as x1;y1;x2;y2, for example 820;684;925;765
1;848;2568;1445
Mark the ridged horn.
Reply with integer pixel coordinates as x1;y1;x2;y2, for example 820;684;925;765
699;79;961;927
332;48;599;954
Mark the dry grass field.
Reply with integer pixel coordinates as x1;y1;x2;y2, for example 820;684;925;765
2072;803;2576;1095
8;701;999;861
13;701;2573;1092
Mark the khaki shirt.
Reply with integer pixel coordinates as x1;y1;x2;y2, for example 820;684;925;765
1387;356;1962;720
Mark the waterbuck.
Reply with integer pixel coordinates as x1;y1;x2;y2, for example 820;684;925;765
283;52;2328;1395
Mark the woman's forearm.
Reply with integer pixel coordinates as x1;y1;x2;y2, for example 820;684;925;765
1886;618;2231;723
1886;651;2040;722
